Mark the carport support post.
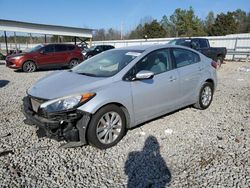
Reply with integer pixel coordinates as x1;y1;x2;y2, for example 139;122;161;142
44;34;47;43
4;31;8;54
74;37;77;45
89;38;92;47
233;38;238;61
29;33;33;44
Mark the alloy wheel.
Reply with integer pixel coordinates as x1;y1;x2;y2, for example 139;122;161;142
201;86;212;106
69;59;79;68
23;61;36;72
96;111;122;144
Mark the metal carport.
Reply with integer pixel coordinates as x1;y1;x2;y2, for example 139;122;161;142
0;19;93;54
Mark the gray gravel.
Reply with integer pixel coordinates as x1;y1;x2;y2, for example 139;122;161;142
0;62;249;187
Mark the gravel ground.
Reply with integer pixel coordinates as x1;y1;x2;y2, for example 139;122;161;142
0;61;249;187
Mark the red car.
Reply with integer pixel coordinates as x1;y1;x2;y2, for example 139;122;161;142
6;44;84;72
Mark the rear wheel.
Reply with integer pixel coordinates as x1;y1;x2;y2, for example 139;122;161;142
68;59;79;68
194;82;214;110
216;56;223;68
87;105;126;149
22;61;36;72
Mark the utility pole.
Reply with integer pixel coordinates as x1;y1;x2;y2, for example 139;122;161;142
4;31;8;54
120;22;123;40
29;33;33;44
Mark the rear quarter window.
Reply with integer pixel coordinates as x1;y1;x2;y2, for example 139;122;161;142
172;48;200;68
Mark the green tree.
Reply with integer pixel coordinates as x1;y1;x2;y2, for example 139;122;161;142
160;15;175;37
233;9;250;33
143;20;167;38
204;11;215;35
129;24;144;39
129;20;166;39
161;7;206;37
209;12;238;36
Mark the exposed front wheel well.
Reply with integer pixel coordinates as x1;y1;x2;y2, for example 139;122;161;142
69;57;79;61
205;79;214;89
94;103;131;128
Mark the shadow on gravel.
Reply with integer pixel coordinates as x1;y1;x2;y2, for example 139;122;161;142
0;80;9;88
125;136;171;187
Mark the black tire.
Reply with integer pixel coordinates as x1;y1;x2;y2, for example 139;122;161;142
68;59;79;68
87;104;126;149
194;82;214;110
87;55;93;59
217;56;223;68
22;61;37;72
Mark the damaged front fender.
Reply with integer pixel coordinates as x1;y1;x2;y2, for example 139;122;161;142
22;96;92;147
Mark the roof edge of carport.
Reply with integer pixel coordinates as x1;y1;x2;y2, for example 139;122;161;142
0;19;93;38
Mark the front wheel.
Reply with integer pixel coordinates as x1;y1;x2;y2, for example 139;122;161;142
22;61;36;72
194;82;214;110
87;105;126;149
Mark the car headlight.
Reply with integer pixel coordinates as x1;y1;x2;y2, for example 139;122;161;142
11;56;23;60
40;92;95;113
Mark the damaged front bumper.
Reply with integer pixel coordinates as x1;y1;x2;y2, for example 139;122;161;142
22;96;91;147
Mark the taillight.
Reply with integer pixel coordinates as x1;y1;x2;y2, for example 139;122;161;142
211;61;218;69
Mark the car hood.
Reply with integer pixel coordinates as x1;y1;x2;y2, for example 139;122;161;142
28;71;110;99
7;53;26;58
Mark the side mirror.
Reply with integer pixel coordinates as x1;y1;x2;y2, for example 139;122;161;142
95;48;100;52
40;50;45;54
135;70;154;80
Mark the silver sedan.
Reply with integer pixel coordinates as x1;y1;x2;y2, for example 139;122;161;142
23;44;217;149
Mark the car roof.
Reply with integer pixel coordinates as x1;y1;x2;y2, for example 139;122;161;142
43;43;75;46
173;38;207;40
112;44;184;51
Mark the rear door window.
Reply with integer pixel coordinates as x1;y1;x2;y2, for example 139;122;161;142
172;48;200;68
55;45;67;52
135;49;172;75
44;45;54;53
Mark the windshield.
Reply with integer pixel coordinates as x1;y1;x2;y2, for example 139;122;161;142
72;49;143;77
27;44;44;52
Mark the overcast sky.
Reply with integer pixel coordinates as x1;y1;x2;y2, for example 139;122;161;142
0;0;249;33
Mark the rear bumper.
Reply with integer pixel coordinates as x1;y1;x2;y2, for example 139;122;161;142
22;96;90;144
